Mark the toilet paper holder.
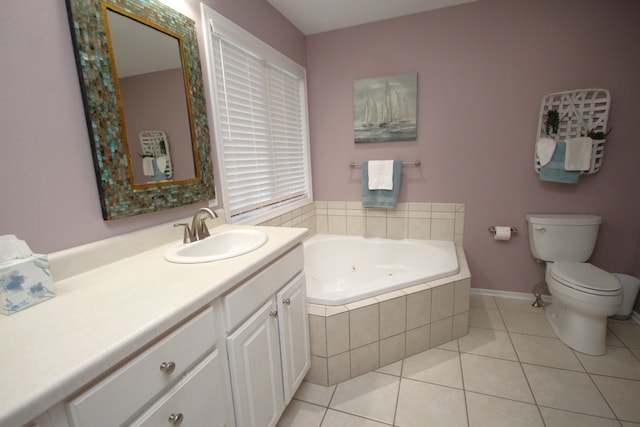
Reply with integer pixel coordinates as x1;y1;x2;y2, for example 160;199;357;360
488;226;518;235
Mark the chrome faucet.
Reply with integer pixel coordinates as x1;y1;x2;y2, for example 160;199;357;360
174;208;218;243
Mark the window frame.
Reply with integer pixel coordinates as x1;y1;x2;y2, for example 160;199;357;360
201;5;313;225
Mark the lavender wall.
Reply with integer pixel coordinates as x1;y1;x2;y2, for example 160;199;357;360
0;0;304;254
306;0;640;292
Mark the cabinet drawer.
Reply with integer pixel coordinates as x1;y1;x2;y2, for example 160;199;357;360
67;307;216;427
223;244;303;332
131;350;227;427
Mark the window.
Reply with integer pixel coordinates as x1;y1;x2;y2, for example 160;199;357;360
201;5;312;224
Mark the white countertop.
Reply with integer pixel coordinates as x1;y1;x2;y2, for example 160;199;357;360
0;224;308;427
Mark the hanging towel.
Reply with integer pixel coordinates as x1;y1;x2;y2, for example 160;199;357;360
536;137;556;167
367;160;395;190
142;157;154;176
362;160;402;208
564;137;593;171
540;141;580;184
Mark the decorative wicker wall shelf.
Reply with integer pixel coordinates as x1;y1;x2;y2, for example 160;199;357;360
534;88;610;175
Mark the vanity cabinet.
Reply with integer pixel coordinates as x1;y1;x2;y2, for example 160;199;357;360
66;306;227;427
223;245;310;427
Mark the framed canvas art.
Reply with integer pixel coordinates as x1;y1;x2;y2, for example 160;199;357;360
353;72;417;143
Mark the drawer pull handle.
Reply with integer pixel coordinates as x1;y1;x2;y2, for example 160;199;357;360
168;413;184;426
160;361;176;374
283;298;291;306
269;310;278;318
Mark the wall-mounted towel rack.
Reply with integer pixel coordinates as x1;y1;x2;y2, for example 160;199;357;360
349;160;421;168
534;88;610;175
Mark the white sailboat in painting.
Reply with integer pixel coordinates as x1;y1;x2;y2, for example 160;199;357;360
354;73;417;143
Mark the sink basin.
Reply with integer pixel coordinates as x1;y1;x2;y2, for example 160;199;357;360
164;229;268;264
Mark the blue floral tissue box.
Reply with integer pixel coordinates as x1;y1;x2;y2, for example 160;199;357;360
0;255;56;315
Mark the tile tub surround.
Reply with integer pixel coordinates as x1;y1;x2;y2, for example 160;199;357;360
314;202;464;244
304;247;471;386
260;201;465;245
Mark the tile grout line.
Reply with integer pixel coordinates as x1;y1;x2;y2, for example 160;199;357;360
494;297;549;427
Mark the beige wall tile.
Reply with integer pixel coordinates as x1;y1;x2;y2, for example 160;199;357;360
408;218;431;239
351;342;380;377
327;312;350;357
380;295;407;339
431;317;453;348
431;218;455;241
432;282;455;322
406;289;431;330
380;333;406;366
366;217;386;238
309;314;327;357
406;325;431;357
350;304;379;349
387;217;407;239
346;215;365;236
328;352;351;385
306;355;328;386
453;312;469;339
328;214;347;234
454;278;471;315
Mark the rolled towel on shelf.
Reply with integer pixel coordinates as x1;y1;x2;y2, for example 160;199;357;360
142;157;154;176
564;137;593;171
539;141;580;184
536;137;556;167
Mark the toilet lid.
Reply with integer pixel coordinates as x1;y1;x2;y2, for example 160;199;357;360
550;262;621;295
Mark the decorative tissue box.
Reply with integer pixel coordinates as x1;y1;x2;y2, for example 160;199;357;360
0;255;56;315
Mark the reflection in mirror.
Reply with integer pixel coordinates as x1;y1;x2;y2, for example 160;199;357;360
66;0;215;220
106;9;197;184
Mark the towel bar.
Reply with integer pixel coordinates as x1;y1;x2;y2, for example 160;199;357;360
349;160;421;168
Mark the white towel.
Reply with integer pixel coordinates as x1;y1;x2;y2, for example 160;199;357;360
564;137;593;171
536;137;556;167
367;160;395;190
142;157;154;176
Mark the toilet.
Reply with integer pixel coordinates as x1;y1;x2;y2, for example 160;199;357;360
526;214;622;355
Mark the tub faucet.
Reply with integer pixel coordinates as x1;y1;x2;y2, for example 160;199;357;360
174;208;218;243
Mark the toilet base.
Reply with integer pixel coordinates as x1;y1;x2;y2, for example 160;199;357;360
545;299;608;356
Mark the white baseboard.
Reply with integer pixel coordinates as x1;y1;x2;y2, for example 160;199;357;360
470;287;551;302
471;287;639;325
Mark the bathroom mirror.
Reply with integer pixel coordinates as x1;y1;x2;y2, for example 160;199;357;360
66;0;215;220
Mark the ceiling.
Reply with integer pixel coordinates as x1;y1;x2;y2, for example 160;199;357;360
266;0;478;35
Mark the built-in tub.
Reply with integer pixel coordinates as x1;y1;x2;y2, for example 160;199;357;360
304;234;459;306
302;234;470;386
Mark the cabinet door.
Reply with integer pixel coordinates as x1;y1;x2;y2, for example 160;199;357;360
131;350;227;427
277;273;310;403
227;299;285;427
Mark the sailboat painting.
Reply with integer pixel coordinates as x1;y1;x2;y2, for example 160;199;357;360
353;73;417;143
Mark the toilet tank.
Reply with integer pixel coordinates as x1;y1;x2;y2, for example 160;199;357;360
526;214;602;262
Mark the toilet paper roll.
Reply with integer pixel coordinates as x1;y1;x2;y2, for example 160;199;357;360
494;226;512;241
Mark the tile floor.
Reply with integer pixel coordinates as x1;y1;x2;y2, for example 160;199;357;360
278;294;640;426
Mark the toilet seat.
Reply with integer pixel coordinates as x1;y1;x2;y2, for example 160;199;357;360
549;262;621;296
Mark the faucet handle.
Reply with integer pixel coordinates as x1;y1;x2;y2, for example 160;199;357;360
198;218;211;239
173;223;192;244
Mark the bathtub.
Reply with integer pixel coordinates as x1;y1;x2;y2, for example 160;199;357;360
304;234;459;306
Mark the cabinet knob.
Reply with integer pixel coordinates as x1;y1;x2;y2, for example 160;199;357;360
168;413;184;426
269;310;278;318
282;298;291;306
160;361;176;374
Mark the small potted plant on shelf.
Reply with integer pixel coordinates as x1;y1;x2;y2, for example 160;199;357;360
544;109;560;137
584;127;612;140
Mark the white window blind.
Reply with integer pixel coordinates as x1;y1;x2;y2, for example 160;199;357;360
203;8;311;223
